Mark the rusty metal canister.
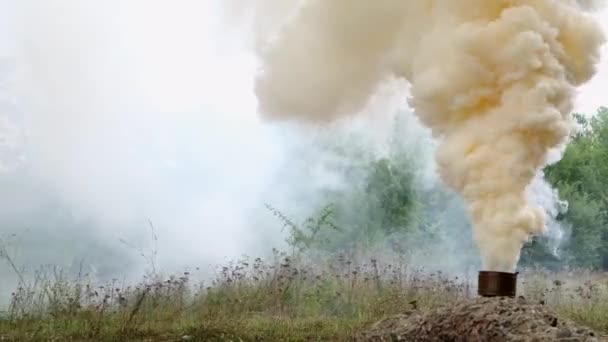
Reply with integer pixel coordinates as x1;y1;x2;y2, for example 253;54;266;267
478;271;517;297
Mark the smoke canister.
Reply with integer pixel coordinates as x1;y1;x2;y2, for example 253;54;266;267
478;271;517;297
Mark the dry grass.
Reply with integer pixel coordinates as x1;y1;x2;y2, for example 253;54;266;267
1;251;608;341
519;268;608;333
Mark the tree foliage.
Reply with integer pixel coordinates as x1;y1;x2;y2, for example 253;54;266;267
271;107;608;271
544;107;608;269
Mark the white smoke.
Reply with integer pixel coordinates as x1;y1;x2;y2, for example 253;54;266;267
0;0;295;302
576;0;607;11
528;172;569;256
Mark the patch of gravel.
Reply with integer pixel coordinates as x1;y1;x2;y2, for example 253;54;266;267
359;297;606;342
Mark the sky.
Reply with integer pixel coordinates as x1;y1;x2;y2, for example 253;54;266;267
0;1;606;292
576;6;608;114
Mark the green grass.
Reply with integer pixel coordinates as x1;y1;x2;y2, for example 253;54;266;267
0;315;364;341
2;252;608;341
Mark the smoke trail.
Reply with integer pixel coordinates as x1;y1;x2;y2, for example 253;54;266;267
247;0;605;272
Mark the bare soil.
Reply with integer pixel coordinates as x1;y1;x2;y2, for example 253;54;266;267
359;297;608;342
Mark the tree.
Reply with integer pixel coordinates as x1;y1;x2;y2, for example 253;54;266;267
269;112;479;272
544;107;608;269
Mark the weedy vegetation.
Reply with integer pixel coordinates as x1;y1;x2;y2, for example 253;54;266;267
2;108;608;340
2;242;608;341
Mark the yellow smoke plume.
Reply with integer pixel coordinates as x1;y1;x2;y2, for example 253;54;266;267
247;0;605;272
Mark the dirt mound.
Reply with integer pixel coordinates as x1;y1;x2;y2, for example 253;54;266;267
360;297;605;342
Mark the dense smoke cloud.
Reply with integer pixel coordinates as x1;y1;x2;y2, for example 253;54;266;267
244;0;605;272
